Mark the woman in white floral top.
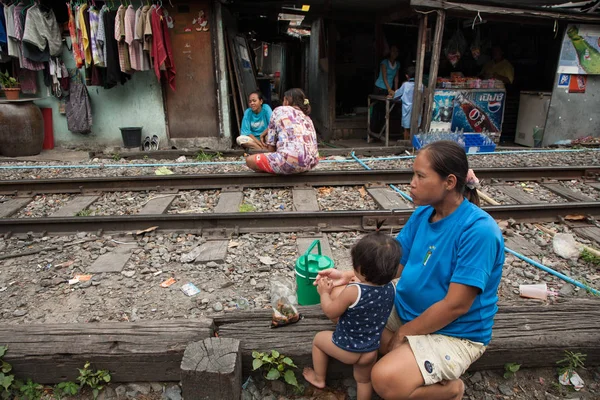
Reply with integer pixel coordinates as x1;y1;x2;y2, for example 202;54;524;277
245;88;319;174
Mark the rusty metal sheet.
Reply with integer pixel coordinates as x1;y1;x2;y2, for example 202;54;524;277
165;2;219;138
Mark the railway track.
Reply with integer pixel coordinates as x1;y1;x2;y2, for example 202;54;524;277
0;166;599;235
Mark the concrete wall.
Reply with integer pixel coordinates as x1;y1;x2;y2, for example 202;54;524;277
34;40;167;150
543;74;600;146
307;19;331;139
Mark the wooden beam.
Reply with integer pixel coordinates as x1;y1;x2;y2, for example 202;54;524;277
422;10;445;133
410;0;600;23
1;320;214;384
410;14;427;137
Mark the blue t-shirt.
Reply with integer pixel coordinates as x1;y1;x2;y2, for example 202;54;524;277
375;59;400;90
241;104;272;138
394;79;416;129
395;199;504;345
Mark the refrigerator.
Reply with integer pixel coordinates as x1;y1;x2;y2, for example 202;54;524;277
515;91;552;147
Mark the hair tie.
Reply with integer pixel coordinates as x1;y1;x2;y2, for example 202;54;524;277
375;219;386;232
304;98;310;106
466;169;480;190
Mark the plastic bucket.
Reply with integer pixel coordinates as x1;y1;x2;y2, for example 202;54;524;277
120;127;143;148
295;240;334;305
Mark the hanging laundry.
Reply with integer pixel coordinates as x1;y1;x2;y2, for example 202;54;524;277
4;3;19;58
22;4;63;62
134;5;150;71
18;68;38;95
78;3;92;67
115;5;131;73
67;3;84;68
144;5;153;57
66;70;93;134
151;6;176;91
103;9;129;88
97;4;108;66
125;5;141;71
13;4;44;71
137;4;152;66
89;5;104;67
0;6;7;46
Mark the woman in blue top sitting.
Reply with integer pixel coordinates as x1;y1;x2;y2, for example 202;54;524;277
371;46;400;134
236;91;273;150
316;141;505;400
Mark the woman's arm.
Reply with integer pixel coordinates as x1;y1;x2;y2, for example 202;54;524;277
388;283;478;351
381;64;393;95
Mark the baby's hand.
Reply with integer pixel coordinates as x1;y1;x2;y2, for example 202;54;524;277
317;277;333;295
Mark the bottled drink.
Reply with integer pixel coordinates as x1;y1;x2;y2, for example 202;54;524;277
567;26;600;74
440;99;452;122
455;93;499;133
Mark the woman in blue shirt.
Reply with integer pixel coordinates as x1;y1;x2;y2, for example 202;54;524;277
371;46;400;134
236;91;273;150
316;141;504;400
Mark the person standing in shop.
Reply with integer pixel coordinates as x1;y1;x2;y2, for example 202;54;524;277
371;45;400;133
481;46;514;85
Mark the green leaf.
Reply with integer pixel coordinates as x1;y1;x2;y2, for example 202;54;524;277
92;388;99;400
282;357;297;368
252;359;263;371
103;374;111;383
503;371;513;379
277;364;284;372
0;347;6;358
252;351;260;359
1;361;11;374
509;364;520;373
265;369;280;381
0;373;14;391
283;370;299;387
271;350;280;359
262;355;271;362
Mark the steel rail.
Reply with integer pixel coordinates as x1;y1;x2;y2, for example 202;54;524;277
1;202;599;235
0;166;598;194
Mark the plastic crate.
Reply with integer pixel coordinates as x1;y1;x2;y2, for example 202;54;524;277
413;133;497;154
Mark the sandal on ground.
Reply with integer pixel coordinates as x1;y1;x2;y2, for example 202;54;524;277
151;135;160;150
143;136;151;151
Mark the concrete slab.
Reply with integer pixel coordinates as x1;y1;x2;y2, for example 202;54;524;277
195;240;229;263
367;187;411;210
0;149;90;163
139;195;177;215
292;188;320;212
0;197;32;217
297;235;333;260
504;236;542;257
50;195;99;217
87;246;136;273
214;190;243;213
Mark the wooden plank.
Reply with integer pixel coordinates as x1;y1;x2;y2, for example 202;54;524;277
0;319;213;384
297;235;333;260
195;240;229;263
87;246;136;273
410;0;600;22
139;195;177;215
495;185;540;204
50;195;99;217
589;182;600;192
504;236;542;257
367;187;411;210
573;226;600;244
423;10;445;133
541;183;595;202
292;188;320;212
215;299;600;375
0;197;32;217
410;14;427;137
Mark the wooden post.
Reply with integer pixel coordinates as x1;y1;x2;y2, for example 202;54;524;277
410;14;428;138
423;10;446;133
181;338;242;400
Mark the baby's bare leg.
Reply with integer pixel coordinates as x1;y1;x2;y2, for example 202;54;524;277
354;351;378;400
303;331;361;389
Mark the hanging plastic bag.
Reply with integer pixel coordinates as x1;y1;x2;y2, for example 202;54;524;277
471;28;482;60
445;29;467;67
270;277;301;328
65;70;92;134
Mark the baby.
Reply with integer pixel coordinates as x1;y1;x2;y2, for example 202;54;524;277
303;228;402;399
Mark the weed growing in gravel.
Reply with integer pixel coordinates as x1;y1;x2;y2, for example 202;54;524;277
20;379;44;400
0;346;16;399
76;209;93;217
239;203;256;212
581;249;600;266
53;381;79;399
112;153;122;161
503;362;521;379
252;350;302;393
195;150;222;162
77;362;111;399
557;350;586;377
579;278;600;297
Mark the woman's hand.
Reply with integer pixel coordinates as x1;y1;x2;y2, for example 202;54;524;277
314;269;353;287
260;131;268;145
388;89;395;97
317;277;333;295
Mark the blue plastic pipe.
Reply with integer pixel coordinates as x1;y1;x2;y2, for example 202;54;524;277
505;247;600;296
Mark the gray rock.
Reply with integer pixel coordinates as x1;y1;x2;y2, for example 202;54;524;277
13;309;27;317
150;382;164;393
127;382;151;396
121;270;135;278
523;270;537;280
270;379;286;394
255;282;266;291
181;246;203;263
212;302;224;312
498;383;514;396
469;371;483;384
115;385;127;398
207;261;220;268
560;284;575;296
162;385;182;400
97;386;117;400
